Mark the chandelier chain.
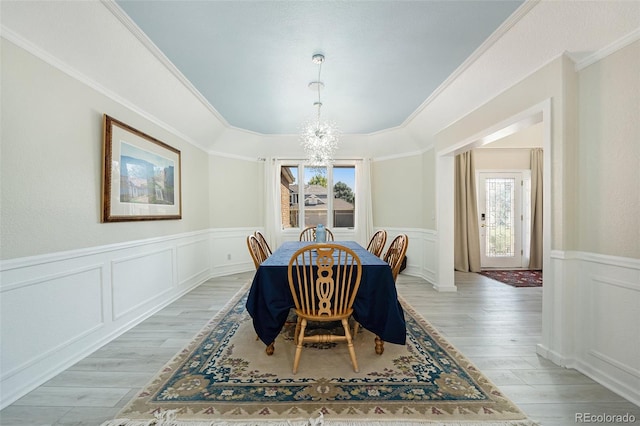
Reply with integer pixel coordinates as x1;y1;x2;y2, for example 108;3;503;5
316;60;322;121
300;53;340;166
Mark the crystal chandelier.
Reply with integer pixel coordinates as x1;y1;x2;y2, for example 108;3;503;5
300;54;340;166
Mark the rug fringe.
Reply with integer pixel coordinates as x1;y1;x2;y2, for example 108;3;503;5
101;419;539;426
100;421;539;426
101;410;539;426
320;422;539;426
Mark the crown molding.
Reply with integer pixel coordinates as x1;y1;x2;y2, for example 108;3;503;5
100;0;229;127
574;27;640;71
1;26;212;154
402;0;540;128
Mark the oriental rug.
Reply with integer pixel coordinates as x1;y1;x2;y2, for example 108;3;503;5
478;270;542;288
102;282;537;426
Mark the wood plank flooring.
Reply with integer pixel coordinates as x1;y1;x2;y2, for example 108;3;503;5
1;271;638;425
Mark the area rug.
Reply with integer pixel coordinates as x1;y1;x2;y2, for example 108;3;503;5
478;270;542;288
102;282;537;426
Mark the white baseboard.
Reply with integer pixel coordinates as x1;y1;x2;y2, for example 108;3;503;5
536;343;573;368
574;358;640;407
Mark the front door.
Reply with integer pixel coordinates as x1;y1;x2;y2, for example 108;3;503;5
477;172;524;268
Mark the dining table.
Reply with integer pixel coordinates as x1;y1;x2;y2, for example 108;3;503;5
245;240;406;355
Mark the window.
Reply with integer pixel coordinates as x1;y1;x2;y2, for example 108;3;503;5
280;163;356;229
333;166;356;227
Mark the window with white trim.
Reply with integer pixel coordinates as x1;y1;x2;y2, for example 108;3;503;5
280;163;356;230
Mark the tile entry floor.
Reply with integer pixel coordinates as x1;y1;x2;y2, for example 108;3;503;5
1;271;639;425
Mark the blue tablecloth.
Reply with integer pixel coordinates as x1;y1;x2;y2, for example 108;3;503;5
246;241;406;346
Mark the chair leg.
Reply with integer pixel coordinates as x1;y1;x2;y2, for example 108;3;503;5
294;317;302;345
342;318;359;373
292;318;307;374
353;320;360;340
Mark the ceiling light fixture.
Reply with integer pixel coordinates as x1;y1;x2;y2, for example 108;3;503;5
300;53;340;166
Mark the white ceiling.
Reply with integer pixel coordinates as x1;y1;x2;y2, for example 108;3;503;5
114;0;524;135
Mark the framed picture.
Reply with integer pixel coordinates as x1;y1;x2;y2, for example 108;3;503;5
102;115;182;222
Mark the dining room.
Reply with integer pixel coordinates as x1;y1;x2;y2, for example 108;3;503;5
1;1;639;425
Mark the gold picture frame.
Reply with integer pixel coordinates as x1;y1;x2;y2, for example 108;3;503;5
102;115;182;222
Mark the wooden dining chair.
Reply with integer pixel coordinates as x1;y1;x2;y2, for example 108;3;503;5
254;231;272;257
384;234;409;282
247;235;268;269
298;225;335;242
366;229;387;257
353;234;408;341
287;243;362;374
352;229;388;340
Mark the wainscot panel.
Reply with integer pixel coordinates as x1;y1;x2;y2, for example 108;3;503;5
111;248;175;321
545;251;640;407
0;230;214;409
209;228;256;277
378;228;438;287
422;230;438;285
0;266;103;380
177;238;211;287
575;253;640;407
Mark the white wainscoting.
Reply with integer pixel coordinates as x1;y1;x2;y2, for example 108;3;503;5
12;228;639;409
574;252;640;406
209;228;257;277
544;251;640;407
378;227;438;287
0;226;439;408
0;228;256;409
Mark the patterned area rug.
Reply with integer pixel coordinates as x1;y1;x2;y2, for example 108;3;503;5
102;282;537;426
478;270;542;288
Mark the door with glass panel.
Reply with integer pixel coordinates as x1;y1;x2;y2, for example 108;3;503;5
477;172;524;268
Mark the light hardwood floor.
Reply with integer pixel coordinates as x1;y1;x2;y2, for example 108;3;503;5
1;271;638;425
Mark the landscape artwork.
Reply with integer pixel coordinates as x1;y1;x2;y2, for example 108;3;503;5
102;114;182;222
119;142;175;206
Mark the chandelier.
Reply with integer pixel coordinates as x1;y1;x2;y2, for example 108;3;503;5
300;54;340;166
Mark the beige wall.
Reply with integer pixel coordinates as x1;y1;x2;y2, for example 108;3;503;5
474;148;531;170
209;155;263;228
421;149;436;230
0;39;210;259
577;40;639;258
371;155;424;229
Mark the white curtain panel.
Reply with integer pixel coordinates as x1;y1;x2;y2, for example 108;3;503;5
355;158;374;247
265;158;283;249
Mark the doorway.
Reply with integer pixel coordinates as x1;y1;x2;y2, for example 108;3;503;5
477;171;530;269
435;100;550;292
